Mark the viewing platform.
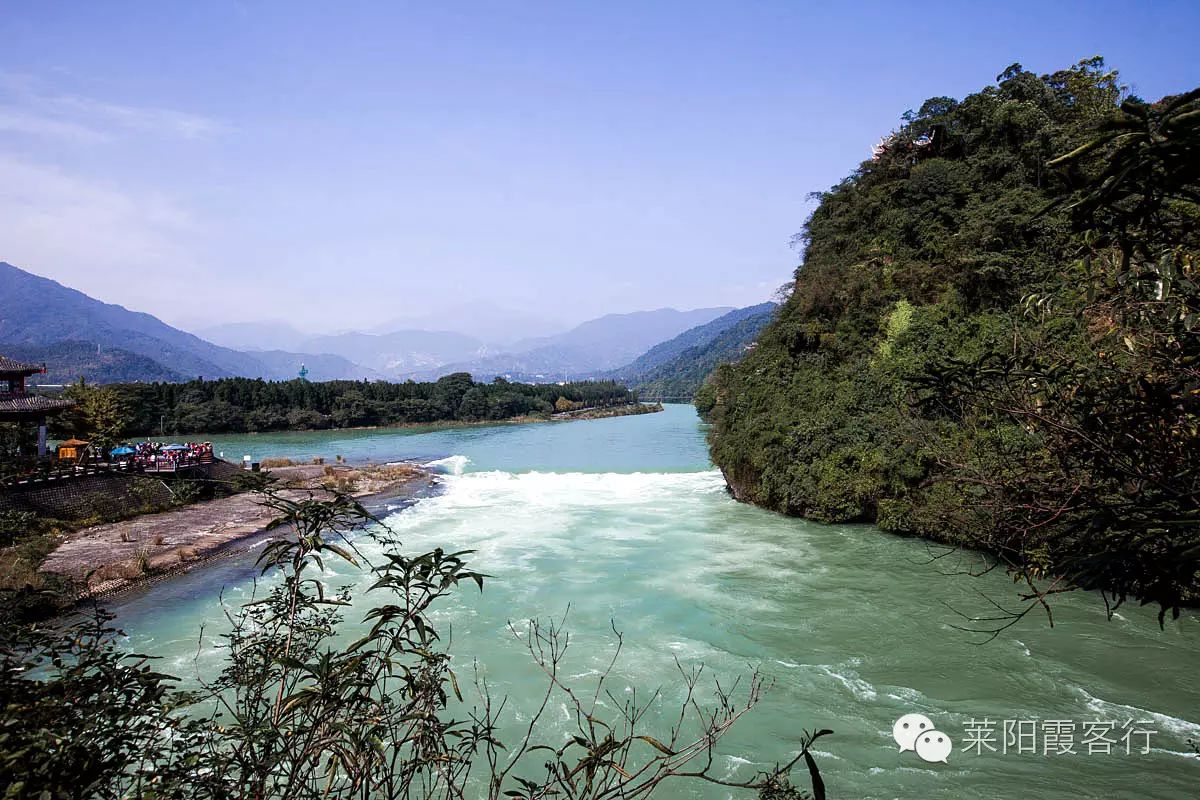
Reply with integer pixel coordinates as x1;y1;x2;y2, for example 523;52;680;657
142;452;216;474
3;454;218;488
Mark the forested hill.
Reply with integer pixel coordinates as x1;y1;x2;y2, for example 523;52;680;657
0;340;188;384
702;60;1200;614
0;263;381;382
616;304;777;400
0;262;265;379
608;304;774;377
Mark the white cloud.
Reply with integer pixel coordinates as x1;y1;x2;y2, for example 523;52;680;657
0;74;235;326
0;107;107;142
50;93;225;140
0;154;204;308
0;72;226;143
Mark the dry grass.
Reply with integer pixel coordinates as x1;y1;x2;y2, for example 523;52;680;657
90;558;144;584
260;457;297;468
319;463;422;496
370;463;423;480
0;533;60;592
94;548;154;582
323;475;360;494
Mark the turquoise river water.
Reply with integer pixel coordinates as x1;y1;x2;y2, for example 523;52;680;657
110;405;1200;799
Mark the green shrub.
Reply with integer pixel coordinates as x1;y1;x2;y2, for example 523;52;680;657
0;510;38;548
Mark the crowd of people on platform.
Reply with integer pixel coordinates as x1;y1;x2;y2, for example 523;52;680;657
111;441;215;468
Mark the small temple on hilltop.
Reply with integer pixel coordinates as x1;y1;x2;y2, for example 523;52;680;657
0;354;74;459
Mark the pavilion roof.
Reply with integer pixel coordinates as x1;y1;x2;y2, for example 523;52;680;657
0;354;45;376
0;395;73;418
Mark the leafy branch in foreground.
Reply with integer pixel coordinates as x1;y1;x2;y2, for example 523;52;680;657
0;488;832;799
492;613;833;800
0;605;223;800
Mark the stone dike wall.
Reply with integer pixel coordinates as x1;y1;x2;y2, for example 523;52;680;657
0;460;242;522
0;472;174;521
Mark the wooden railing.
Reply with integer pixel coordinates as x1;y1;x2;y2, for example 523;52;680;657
2;454;215;488
2;462;122;488
142;454;214;473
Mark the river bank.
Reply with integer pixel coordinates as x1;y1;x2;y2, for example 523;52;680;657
40;462;436;600
551;401;663;420
122;402;662;441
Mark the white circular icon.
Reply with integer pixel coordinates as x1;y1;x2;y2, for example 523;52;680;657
915;729;952;763
892;712;935;752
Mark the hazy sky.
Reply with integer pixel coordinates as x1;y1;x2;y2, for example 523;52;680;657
1;1;1197;334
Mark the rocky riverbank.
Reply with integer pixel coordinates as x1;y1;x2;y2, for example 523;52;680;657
41;462;435;600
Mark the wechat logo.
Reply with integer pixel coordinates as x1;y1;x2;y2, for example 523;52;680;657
893;713;952;763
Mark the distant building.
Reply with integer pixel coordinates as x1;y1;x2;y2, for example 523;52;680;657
0;354;74;458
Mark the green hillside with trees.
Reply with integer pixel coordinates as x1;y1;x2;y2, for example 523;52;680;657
701;59;1200;617
0;341;187;384
628;305;777;400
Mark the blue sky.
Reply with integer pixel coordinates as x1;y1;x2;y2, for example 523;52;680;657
1;1;1197;336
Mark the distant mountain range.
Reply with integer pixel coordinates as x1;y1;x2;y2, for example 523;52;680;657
607;303;778;399
248;350;382;381
0;261;772;392
606;303;775;381
0;262;373;382
0;262;268;379
196;321;476;378
367;305;567;347
196;320;309;353
298;330;485;375
406;307;735;380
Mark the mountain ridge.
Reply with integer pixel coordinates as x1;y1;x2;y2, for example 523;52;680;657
0;262;373;382
0;262;265;379
1;261;764;389
405;306;736;380
606;303;776;383
298;330;484;376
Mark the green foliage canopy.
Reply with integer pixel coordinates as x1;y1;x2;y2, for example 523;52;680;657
705;59;1200;616
76;374;638;437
